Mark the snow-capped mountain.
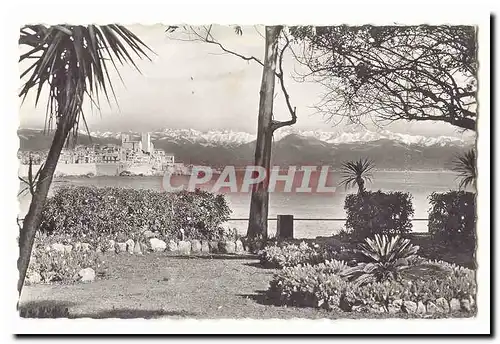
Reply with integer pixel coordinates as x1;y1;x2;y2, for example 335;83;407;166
83;127;474;148
18;127;475;170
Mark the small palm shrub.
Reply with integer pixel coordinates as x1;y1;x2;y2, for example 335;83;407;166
339;158;375;194
259;241;338;268
342;234;419;286
452;149;476;190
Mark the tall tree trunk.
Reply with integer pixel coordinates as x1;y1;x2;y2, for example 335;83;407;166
247;26;282;241
357;177;365;195
17;118;72;295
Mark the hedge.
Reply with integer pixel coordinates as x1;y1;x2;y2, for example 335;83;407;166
344;191;414;239
428;191;476;244
40;186;232;242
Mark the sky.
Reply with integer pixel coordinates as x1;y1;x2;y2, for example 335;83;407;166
19;24;474;139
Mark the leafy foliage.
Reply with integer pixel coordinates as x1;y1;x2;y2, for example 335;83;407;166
452;149;476;189
268;261;351;310
258;241;339;268
289;25;477;131
26;234;107;284
39;186;232;243
344;190;414;238
19;25;152;137
342;235;419;286
428;191;476;245
267;256;476;313
338;158;374;194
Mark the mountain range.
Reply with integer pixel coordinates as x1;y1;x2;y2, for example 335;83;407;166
18;127;475;170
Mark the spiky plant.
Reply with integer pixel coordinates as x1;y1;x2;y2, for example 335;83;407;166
18;25;152;294
338;158;374;195
342;234;420;286
452;149;476;190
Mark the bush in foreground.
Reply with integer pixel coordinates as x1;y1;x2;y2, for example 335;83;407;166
25;234;107;284
258;241;339;268
268;260;350;310
268;257;476;314
344;191;414;239
428;191;476;245
40;186;232;242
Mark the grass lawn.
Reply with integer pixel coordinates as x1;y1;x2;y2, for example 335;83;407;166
19;252;472;319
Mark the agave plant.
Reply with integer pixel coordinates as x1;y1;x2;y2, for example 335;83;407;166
452;149;476;190
342;234;419;286
338;158;375;195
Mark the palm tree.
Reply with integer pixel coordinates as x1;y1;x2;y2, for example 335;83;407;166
452;149;476;190
339;158;375;195
18;25;152;294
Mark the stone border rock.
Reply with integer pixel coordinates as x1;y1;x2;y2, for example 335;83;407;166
342;295;475;315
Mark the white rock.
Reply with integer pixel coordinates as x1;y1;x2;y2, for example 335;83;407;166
106;240;116;252
78;268;95;282
201;241;210;253
403;300;417;314
178;241;191;255
223;241;236;254
125;239;135;254
191;240;202;253
235;240;244;253
449;298;461;312
63;244;73;254
417;301;426;314
167;240;178;252
426;301;439;315
133;241;143;255
150;238;167;252
435;297;450;313
115;242;127;253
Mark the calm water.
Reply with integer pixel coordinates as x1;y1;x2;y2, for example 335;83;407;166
18;171;462;239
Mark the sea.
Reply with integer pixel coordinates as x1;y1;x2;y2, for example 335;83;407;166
18;171;464;239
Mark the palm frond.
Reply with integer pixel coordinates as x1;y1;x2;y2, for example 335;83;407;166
338;157;375;191
452;149;476;189
19;25;153;139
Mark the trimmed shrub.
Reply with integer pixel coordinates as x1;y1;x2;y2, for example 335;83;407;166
259;241;339;268
40;186;231;242
428;191;476;244
344;190;414;238
26;234;107;284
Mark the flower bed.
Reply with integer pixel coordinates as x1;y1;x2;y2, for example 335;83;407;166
266;235;476;315
258;241;340;268
25;234;107;285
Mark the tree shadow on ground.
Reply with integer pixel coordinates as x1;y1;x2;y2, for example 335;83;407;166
18;300;77;318
238;290;280;306
170;254;258;260
18;300;196;319
243;261;276;269
70;308;197;319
